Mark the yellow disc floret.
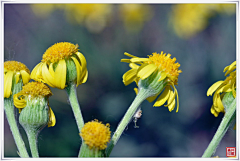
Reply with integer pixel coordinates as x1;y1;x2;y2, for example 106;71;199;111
42;42;79;64
4;61;30;74
19;82;52;97
80;119;111;150
148;52;182;84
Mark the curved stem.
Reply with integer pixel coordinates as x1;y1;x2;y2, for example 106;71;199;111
26;129;39;157
65;83;85;132
202;99;236;157
106;89;150;156
4;98;29;157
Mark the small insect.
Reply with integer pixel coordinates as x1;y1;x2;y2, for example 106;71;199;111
133;108;142;128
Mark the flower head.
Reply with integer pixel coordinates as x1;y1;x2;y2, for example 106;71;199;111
31;42;88;89
207;61;236;117
80;119;111;150
121;52;182;112
13;82;56;127
4;61;30;98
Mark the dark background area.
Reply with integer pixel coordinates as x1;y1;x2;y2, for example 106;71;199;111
4;3;236;157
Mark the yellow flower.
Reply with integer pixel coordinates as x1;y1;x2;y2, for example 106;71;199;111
207;61;236;117
31;42;88;89
119;4;152;32
13;82;56;127
121;52;182;112
170;4;236;39
80;119;111;150
4;61;30;98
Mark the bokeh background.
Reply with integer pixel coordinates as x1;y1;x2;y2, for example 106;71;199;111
4;3;236;157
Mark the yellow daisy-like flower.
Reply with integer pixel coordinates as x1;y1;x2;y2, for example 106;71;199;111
13;82;56;127
121;52;182;112
31;42;88;89
207;61;236;117
4;61;30;98
80;119;111;150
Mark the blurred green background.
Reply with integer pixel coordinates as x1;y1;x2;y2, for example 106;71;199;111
4;3;236;157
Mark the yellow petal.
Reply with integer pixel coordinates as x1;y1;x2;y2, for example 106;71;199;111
129;63;139;69
20;70;30;85
54;60;66;89
232;83;236;98
210;105;219;117
137;64;157;80
217;84;231;94
42;62;56;87
224;61;236;74
131;58;150;63
71;56;82;86
216;94;225;113
171;84;179;112
81;70;88;84
153;86;171;107
48;107;56;127
121;59;131;63
164;88;176;107
168;98;176;112
30;62;43;81
13;94;26;109
134;88;138;95
123;68;137;84
225;66;236;76
124;52;137;58
4;71;14;98
207;81;224;96
15;72;20;84
76;52;87;69
49;63;55;77
158;72;167;82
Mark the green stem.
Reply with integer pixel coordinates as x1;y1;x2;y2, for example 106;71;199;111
65;83;85;132
202;98;236;157
106;88;150;156
26;129;39;157
4;98;29;157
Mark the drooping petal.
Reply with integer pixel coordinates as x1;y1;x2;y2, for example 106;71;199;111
164;88;176;107
42;62;56;87
81;70;88;84
4;71;14;98
224;61;236;75
13;94;26;109
153;86;171;107
54;59;66;89
123;68;137;85
20;70;30;85
216;94;225;113
15;72;20;84
232;83;236;98
49;63;55;77
129;63;139;69
137;64;157;80
146;92;160;103
76;52;87;70
71;56;82;86
207;81;224;96
31;62;43;82
216;84;231;94
171;84;179;112
48;107;56;127
210;105;219;117
168;98;176;112
134;88;138;95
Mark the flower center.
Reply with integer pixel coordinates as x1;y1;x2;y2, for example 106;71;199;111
19;82;52;97
148;52;182;83
4;61;30;74
80;119;111;150
42;42;79;64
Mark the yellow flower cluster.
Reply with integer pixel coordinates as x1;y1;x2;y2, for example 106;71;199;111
4;61;30;98
13;82;56;127
121;52;182;112
207;61;236;117
80;119;111;150
31;42;88;89
170;4;236;39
